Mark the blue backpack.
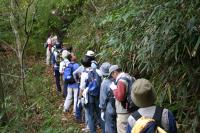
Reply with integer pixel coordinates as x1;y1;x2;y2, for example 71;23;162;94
64;63;76;84
87;69;102;96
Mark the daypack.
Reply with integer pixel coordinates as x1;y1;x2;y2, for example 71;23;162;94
107;86;116;111
131;107;177;133
87;69;102;96
56;50;63;65
52;48;62;66
116;75;138;113
64;63;76;84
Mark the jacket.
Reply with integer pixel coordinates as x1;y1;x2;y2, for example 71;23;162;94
113;72;130;114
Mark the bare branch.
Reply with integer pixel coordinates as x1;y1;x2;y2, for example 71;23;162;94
25;0;35;35
90;0;100;14
23;0;38;55
0;39;17;53
0;73;21;78
10;0;22;54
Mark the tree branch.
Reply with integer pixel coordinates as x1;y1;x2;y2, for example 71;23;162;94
0;39;17;53
10;0;21;54
90;0;100;14
0;73;21;78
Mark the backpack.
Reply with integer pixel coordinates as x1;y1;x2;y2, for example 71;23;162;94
56;50;63;66
131;107;177;133
116;75;138;113
64;63;76;84
86;69;102;96
107;86;116;110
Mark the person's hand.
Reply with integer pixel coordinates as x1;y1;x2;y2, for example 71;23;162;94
101;112;105;121
110;82;117;90
79;89;84;98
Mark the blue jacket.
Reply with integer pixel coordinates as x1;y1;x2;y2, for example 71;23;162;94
67;63;80;89
99;78;116;114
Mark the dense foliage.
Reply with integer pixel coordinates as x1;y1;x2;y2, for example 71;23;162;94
67;0;200;132
0;0;200;132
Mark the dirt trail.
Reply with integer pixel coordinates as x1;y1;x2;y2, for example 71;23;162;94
45;64;103;133
45;65;86;132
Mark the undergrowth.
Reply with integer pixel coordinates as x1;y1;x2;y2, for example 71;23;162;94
0;61;80;133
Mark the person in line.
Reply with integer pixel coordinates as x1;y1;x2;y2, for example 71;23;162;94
73;50;97;81
99;62;117;133
52;43;62;93
79;56;103;133
109;65;132;133
59;50;71;98
63;53;80;115
85;50;98;69
126;78;177;133
46;33;52;65
51;36;59;65
79;57;91;132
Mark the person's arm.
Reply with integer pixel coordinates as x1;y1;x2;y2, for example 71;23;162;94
99;80;108;111
126;115;136;133
113;80;126;101
162;109;177;133
79;72;87;98
59;61;64;73
73;65;83;82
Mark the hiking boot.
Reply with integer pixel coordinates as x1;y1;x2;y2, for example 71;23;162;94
63;109;68;113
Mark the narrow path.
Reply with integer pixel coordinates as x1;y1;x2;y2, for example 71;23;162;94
44;65;85;132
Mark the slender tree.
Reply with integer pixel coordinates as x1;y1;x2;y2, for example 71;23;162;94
0;69;7;125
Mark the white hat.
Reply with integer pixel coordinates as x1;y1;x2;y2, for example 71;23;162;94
85;50;95;57
62;50;70;59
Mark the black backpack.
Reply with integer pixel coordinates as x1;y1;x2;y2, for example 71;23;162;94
116;75;139;113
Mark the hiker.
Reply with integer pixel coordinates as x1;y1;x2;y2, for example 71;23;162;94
59;50;71;98
79;56;103;133
109;65;136;133
63;53;80;115
85;50;98;69
75;57;90;123
126;78;177;133
51;36;59;65
78;57;91;132
52;42;63;93
73;50;97;82
99;62;117;133
45;33;53;65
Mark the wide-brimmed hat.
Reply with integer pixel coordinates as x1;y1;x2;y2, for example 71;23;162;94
85;50;95;57
100;62;111;76
131;78;156;108
108;65;119;77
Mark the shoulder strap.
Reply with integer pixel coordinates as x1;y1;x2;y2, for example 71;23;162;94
153;106;164;127
131;111;142;121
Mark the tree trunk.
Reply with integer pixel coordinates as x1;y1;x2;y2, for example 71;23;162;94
0;70;7;125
